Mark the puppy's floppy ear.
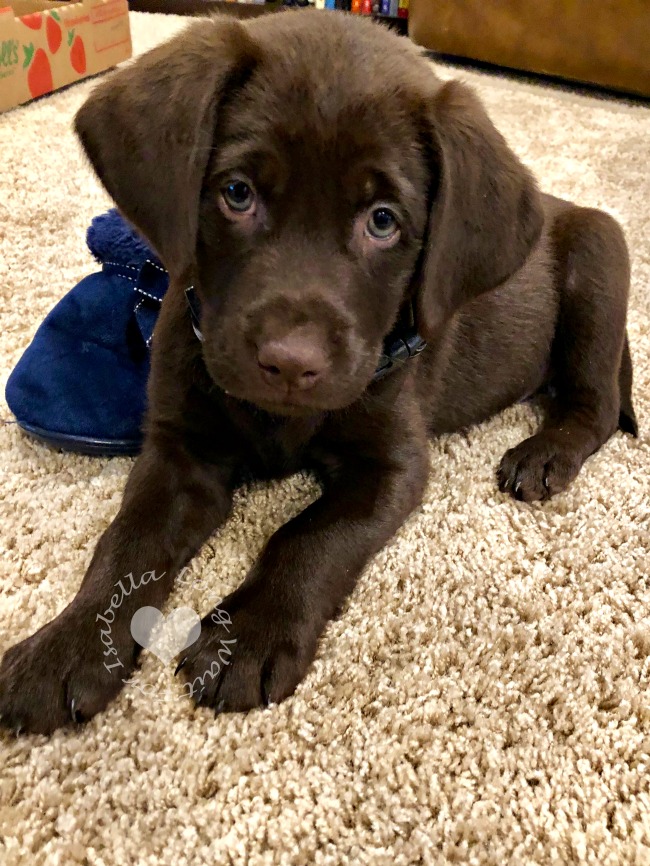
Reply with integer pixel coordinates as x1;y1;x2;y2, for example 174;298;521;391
416;81;544;339
75;18;257;281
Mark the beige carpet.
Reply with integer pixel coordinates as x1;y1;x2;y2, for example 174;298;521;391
1;13;649;866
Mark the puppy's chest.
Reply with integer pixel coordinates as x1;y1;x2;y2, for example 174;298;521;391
228;406;323;478
251;432;308;478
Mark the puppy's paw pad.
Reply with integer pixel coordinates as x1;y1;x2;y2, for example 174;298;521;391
497;434;582;502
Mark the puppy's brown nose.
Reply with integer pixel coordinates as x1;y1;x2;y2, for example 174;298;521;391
257;334;327;391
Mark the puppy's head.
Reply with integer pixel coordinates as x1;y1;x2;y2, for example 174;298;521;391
76;12;543;416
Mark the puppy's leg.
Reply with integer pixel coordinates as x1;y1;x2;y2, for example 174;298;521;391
0;440;232;734
179;437;429;713
498;206;637;502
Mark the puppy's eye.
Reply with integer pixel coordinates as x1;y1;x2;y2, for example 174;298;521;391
366;207;399;242
222;180;255;213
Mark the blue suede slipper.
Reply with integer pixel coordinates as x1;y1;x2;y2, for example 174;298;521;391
5;210;167;456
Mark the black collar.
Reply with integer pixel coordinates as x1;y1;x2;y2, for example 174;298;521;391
373;301;427;380
185;287;426;382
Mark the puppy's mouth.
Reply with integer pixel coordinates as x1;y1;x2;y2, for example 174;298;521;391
219;381;364;417
207;354;378;417
246;397;326;418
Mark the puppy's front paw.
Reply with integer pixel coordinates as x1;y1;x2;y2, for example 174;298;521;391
497;432;582;502
0;610;136;735
179;596;318;713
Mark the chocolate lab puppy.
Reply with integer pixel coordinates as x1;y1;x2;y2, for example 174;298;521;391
0;11;636;734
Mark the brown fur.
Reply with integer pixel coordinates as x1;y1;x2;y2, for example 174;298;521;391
0;11;636;734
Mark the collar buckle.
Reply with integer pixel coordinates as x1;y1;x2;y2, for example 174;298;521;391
373;325;427;381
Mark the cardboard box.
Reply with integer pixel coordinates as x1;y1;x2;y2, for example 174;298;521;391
0;0;131;113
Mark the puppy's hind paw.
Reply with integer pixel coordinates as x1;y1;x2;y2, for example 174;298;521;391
497;432;583;502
